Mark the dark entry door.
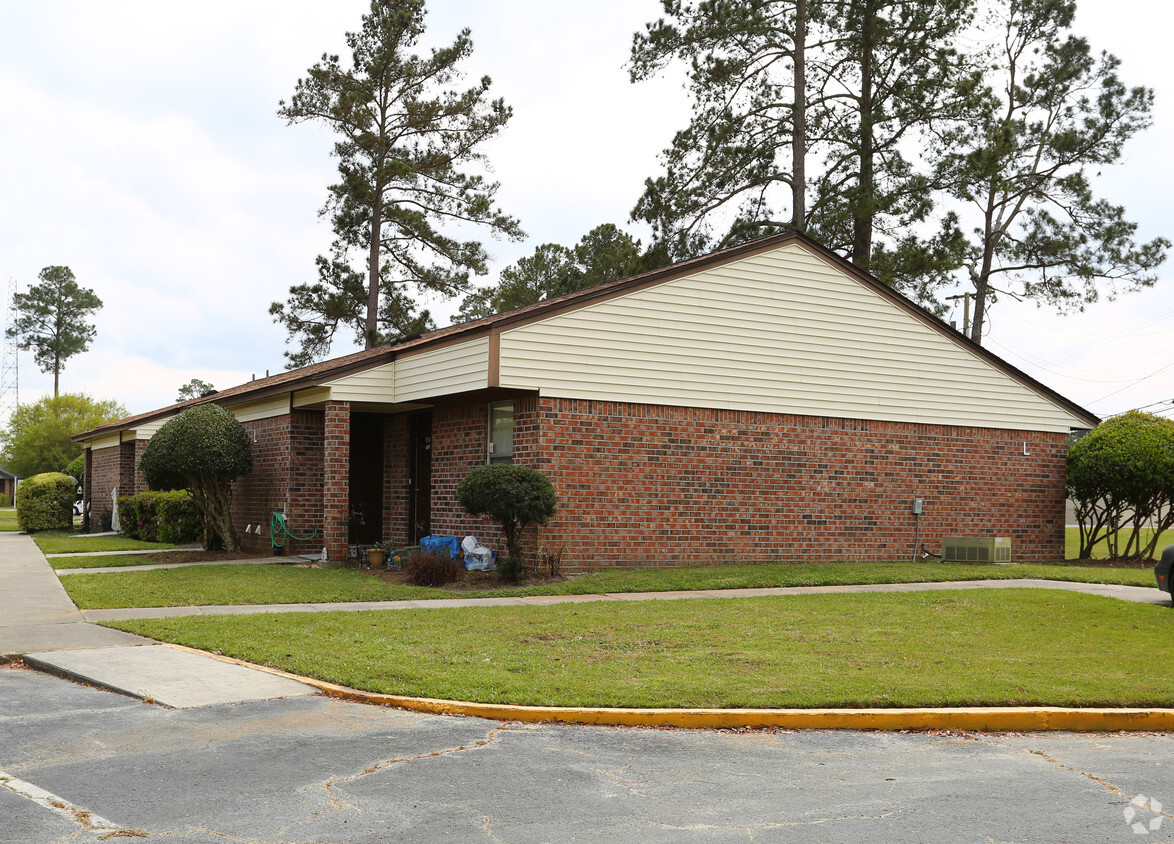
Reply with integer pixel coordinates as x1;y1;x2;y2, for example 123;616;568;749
348;413;384;545
408;413;432;543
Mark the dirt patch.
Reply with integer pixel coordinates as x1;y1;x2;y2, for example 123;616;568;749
364;565;570;592
137;550;257;565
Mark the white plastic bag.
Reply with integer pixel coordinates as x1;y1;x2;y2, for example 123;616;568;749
461;535;496;571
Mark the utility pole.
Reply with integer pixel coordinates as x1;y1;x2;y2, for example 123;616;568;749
945;292;974;338
0;277;18;434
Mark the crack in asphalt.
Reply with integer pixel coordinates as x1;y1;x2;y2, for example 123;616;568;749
944;732;1174;827
272;722;525;838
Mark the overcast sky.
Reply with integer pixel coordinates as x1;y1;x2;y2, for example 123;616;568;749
1;0;1170;425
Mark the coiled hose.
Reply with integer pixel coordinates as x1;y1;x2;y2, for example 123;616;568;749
270;512;318;553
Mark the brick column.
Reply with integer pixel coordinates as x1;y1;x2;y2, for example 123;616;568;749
83;448;93;533
323;400;351;562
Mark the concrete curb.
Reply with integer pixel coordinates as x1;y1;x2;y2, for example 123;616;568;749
160;644;1174;732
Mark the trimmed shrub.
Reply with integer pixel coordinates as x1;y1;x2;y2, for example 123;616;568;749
157;492;202;544
140;404;253;551
118;490;202;544
65;453;85;488
1067;410;1174;561
15;472;76;532
457;464;557;583
403;551;465;587
0;492;10;507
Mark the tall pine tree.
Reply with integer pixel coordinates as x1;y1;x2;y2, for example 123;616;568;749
272;0;522;367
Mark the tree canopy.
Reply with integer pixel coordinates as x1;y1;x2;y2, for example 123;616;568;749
176;378;216;403
6;266;103;397
629;0;1165;340
140;404;254;551
455;223;646;323
272;0;523;367
0;393;126;478
1066;411;1174;562
931;0;1169;343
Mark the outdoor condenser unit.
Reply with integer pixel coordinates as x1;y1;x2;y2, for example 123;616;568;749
941;536;1011;563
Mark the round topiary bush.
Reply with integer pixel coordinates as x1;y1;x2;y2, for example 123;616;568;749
1067;410;1174;560
457;464;557;583
140;404;253;550
15;472;77;532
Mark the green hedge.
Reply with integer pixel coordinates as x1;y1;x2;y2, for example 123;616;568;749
0;492;10;507
15;472;76;532
118;490;202;544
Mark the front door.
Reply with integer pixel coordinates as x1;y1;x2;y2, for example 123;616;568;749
348;413;384;545
408;413;432;543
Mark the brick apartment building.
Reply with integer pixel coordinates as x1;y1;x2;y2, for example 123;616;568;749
74;232;1098;571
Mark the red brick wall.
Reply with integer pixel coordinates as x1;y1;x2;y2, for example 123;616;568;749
529;398;1068;571
88;446;120;529
118;441;147;497
228;411;325;557
232;415;291;556
323;401;350;561
287;410;325;557
383;414;409;546
427;396;543;559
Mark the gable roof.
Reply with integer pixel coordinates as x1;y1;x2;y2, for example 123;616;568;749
75;231;1099;440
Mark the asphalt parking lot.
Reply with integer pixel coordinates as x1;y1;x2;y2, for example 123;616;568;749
3;665;1172;843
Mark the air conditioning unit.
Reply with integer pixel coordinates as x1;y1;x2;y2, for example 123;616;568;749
941;536;1011;563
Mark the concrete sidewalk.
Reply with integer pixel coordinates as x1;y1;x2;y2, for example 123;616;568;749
0;532;314;708
77;575;1169;622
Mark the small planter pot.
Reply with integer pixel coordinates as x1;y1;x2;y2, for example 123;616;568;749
366;548;387;568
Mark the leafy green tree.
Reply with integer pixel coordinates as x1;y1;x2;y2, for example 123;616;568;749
6;266;103;397
139;404;254;551
1066;411;1174;562
933;0;1168;344
456;464;557;583
272;0;522;366
0;394;126;478
176;378;217;403
455;224;644;323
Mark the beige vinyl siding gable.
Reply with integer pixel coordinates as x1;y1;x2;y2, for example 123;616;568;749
497;243;1085;432
324;362;396;404
396;337;489;402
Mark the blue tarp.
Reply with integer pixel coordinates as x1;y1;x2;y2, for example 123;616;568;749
419;535;462;558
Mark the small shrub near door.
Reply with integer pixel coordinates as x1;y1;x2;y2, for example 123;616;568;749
403;552;465;587
457;464;557;583
15;472;76;532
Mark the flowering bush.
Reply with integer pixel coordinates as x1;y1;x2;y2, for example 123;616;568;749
118;490;201;544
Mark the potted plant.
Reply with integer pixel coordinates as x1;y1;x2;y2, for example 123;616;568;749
366;545;387;568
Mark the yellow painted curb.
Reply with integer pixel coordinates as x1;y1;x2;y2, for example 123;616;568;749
160;644;1174;732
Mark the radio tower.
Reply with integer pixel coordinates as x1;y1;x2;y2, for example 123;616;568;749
0;277;18;433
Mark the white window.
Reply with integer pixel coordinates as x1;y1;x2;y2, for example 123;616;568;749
488;401;515;464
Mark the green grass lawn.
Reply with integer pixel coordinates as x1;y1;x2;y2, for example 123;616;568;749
30;531;189;555
1066;526;1166;559
49;551;235;570
60;559;1161;610
0;508;19;532
104;589;1174;709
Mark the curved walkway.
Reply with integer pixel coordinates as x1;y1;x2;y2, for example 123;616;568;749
78;576;1168;623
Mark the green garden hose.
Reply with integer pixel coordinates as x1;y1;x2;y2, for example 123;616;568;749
270;512;318;552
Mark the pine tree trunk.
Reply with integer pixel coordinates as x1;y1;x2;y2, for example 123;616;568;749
365;194;383;349
792;0;807;231
852;2;876;271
